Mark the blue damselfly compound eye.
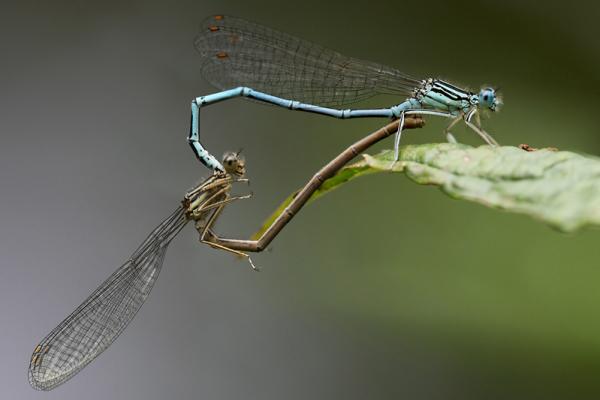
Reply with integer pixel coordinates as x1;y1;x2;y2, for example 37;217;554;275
478;87;501;112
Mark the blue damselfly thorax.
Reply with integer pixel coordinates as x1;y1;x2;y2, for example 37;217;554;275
413;79;502;115
189;15;503;172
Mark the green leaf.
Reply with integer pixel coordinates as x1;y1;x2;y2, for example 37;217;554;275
254;143;600;235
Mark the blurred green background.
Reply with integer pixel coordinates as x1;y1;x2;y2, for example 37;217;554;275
2;0;600;398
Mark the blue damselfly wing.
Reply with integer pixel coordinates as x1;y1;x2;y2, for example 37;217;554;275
195;15;421;107
28;207;188;391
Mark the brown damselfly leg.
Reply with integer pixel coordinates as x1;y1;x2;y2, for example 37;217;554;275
184;153;257;269
197;198;259;270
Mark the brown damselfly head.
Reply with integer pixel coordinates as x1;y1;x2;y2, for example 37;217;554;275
221;150;246;177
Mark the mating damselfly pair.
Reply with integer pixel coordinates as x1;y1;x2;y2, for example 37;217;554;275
29;14;502;390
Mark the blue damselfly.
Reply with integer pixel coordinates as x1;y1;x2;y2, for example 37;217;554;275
189;15;501;173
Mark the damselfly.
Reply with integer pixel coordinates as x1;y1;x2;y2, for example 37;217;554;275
28;152;253;391
189;14;501;173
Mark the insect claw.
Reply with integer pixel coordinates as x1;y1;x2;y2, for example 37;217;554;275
248;257;260;272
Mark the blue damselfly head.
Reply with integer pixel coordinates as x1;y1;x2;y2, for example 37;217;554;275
222;151;246;176
478;87;502;112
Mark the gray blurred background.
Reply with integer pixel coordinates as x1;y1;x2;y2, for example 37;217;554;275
2;0;600;398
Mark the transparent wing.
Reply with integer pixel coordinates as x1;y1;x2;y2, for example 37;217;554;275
195;15;421;107
28;207;189;391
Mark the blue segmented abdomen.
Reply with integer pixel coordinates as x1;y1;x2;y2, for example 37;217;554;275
188;100;225;172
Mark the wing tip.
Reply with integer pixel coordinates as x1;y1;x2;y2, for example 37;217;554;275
28;366;75;391
28;370;56;391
